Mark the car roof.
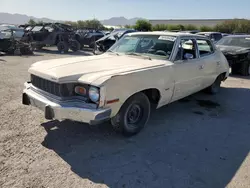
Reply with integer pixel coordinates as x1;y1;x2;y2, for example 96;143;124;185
225;35;250;38
197;32;221;34
128;31;208;38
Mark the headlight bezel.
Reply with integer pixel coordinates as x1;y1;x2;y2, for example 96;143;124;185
88;86;100;103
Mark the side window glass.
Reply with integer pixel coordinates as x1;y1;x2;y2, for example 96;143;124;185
175;39;197;61
197;39;214;57
214;34;222;41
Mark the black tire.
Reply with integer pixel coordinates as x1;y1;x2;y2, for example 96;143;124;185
239;60;250;76
206;74;223;94
57;41;69;54
70;40;80;52
110;92;151;136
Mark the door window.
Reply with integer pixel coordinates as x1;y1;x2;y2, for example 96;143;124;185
175;39;197;61
196;39;214;57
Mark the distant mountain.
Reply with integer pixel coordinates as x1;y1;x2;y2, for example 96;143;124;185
0;12;143;26
0;12;60;25
101;17;143;26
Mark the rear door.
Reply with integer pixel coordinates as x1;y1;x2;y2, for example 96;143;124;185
196;38;219;88
171;37;205;102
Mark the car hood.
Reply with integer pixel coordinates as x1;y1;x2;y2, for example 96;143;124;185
28;53;168;85
216;45;250;54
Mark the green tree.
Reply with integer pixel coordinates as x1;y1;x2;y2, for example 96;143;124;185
152;24;168;31
214;19;250;34
200;25;214;32
167;24;181;31
28;19;36;26
85;19;104;29
124;25;132;29
177;24;185;31
134;19;152;31
64;21;78;28
77;20;86;29
185;24;198;31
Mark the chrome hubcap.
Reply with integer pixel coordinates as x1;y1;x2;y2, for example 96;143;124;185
127;104;142;124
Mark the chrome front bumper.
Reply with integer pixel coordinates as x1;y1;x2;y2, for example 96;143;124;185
22;82;111;125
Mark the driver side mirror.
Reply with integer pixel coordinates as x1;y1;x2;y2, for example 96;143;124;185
184;53;194;60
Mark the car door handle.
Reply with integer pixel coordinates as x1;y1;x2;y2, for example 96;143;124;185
199;65;204;70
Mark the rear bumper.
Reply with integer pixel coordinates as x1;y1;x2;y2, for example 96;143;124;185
22;82;111;125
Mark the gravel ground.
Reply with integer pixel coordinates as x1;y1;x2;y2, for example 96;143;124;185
0;48;250;188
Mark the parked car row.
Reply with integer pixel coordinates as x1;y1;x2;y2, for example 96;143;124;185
1;23;113;54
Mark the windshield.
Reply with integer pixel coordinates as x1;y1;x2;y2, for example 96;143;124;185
109;34;176;60
216;36;250;48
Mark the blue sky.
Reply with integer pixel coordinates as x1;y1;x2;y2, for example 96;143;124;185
1;0;250;20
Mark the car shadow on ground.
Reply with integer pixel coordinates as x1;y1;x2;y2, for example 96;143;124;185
230;74;250;80
36;48;93;56
41;87;250;188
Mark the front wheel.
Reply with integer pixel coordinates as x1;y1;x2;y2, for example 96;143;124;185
57;41;69;54
111;92;151;136
70;40;80;52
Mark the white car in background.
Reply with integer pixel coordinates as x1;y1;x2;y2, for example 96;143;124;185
22;32;230;136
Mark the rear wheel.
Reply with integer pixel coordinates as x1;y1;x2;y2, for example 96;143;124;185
206;74;223;94
57;41;69;54
111;92;151;136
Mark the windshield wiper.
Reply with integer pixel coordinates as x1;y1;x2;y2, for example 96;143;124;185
126;52;152;60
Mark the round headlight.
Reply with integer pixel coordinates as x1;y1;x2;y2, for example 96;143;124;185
89;86;100;102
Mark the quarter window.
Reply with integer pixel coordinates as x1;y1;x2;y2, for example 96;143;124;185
196;39;214;57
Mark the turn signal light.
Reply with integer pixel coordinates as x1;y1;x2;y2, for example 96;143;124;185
75;86;87;96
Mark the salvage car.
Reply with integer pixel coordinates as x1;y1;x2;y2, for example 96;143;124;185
75;29;105;49
0;29;33;55
0;24;25;40
23;23;80;53
95;29;136;53
197;32;223;43
22;32;229;136
216;35;250;75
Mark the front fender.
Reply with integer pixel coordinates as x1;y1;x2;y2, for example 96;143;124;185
102;66;174;117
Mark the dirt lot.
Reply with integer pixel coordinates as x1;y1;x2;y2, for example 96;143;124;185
0;48;250;188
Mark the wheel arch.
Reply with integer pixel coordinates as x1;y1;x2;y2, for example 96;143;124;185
108;87;162;117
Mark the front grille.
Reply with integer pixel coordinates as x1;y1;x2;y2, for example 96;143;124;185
31;74;74;97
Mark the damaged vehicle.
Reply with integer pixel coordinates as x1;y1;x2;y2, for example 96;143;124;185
75;29;105;49
95;29;136;53
216;35;250;75
0;28;33;55
197;32;223;44
23;23;80;53
0;24;25;40
22;32;229;136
